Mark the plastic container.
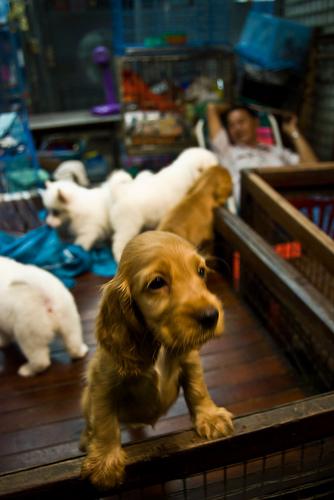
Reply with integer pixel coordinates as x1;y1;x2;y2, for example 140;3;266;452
235;12;312;71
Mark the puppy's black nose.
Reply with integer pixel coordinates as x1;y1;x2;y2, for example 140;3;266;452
197;307;219;329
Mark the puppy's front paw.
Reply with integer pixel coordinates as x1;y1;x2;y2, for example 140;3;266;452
195;406;234;440
81;447;126;490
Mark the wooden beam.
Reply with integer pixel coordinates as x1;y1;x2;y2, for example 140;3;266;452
249;163;334;189
0;393;334;499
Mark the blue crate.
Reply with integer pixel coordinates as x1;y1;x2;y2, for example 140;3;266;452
111;0;230;54
234;12;312;71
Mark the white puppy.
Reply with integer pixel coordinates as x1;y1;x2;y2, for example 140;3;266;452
42;171;132;250
0;256;88;376
109;147;218;261
42;148;218;261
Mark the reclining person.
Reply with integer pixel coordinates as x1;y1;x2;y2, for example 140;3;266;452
206;103;318;206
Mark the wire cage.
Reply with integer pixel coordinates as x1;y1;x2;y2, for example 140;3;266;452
240;164;334;304
111;0;231;54
117;46;234;170
119;47;233;109
111;1;237;171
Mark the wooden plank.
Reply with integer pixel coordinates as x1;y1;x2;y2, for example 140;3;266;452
0;337;271;415
250;163;334;188
241;171;334;275
0;392;333;499
0;358;298;458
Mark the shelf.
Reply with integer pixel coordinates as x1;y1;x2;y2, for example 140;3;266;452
29;110;122;131
120;45;233;62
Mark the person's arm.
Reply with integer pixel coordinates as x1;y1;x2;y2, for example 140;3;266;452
206;102;231;142
282;114;318;163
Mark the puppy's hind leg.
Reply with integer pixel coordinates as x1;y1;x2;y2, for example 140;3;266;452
15;322;51;377
9;283;53;376
57;296;88;360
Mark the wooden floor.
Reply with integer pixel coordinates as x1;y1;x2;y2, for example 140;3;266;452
0;271;313;477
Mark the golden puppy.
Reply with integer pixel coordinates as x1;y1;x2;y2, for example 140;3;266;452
158;166;232;248
81;231;233;489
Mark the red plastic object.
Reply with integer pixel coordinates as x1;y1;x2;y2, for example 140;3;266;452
122;68;178;111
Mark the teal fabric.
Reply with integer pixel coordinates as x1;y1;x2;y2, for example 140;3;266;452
0;225;117;287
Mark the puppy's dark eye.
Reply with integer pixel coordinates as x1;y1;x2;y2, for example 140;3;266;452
147;277;166;290
50;209;60;216
198;266;206;279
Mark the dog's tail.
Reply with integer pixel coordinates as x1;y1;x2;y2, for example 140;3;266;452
107;170;133;190
54;160;89;187
55;289;88;359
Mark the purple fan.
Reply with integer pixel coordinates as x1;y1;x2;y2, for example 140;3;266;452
91;46;121;116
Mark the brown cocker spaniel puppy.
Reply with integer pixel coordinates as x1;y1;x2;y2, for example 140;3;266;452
80;231;233;489
158;166;232;249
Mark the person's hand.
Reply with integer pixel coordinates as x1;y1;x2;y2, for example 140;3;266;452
281;112;318;161
207;102;230;114
282;113;299;138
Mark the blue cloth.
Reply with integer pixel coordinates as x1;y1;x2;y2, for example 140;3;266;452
0;225;117;287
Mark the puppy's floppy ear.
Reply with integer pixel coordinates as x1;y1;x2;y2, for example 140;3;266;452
57;188;70;204
96;276;152;376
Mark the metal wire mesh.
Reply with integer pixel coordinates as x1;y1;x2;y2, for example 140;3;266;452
104;437;334;499
238;261;333;389
118;48;233;120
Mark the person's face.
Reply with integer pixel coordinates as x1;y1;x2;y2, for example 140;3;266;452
227;109;258;146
